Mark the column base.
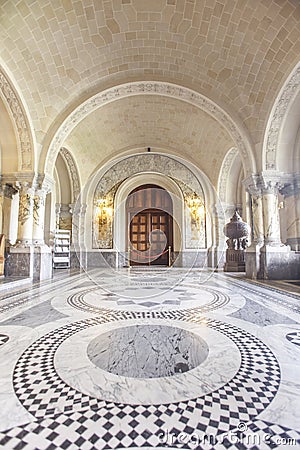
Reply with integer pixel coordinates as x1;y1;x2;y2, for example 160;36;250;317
245;242;263;279
259;244;300;280
33;245;53;281
6;246;34;278
6;245;52;281
286;237;300;251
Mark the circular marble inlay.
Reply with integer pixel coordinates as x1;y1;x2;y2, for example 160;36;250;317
54;319;240;405
87;325;209;378
67;284;230;312
14;312;280;420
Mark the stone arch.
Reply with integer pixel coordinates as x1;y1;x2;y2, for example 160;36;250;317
113;173;184;255
78;152;217;260
42;81;256;178
60;147;81;203
218;147;244;217
0;65;34;171
263;61;300;172
218;148;239;204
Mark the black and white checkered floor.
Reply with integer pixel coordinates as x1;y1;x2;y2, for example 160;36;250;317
0;268;299;449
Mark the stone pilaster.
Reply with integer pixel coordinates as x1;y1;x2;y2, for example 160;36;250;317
32;189;47;245
281;174;300;250
16;182;34;246
69;202;87;269
260;176;284;247
244;173;295;280
0;184;4;235
207;204;226;268
243;175;263;279
32;181;53;281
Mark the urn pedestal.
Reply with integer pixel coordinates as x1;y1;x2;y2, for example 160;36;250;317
223;211;250;273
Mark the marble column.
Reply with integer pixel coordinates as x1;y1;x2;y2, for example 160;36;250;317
6;177;54;281
3;184;18;245
32;188;52;281
261;182;282;246
0;186;4;235
243;175;266;279
16;182;34;246
282;177;300;251
259;175;292;279
245;189;264;279
6;182;35;278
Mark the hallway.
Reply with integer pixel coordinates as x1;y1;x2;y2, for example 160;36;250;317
0;268;299;449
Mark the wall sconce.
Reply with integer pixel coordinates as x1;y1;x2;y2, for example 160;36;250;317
187;193;205;225
96;198;113;228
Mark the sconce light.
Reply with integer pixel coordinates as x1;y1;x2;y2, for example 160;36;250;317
187;193;205;223
96;198;113;227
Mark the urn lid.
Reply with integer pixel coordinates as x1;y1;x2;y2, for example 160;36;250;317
223;211;250;239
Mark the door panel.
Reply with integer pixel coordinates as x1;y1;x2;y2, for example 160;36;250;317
129;210;171;265
127;184;173;266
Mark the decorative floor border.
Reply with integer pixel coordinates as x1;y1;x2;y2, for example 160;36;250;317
10;308;281;448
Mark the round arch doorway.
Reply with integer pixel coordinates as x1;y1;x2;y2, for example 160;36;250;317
126;184;173;266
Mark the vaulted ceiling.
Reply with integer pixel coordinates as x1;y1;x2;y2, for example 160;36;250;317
0;0;299;182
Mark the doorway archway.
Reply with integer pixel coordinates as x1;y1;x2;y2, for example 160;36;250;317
126;184;173;266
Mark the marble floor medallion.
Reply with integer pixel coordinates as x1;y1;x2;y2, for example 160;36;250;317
1;269;299;449
87;324;209;377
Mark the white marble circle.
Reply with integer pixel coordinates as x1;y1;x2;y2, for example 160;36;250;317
55;319;241;405
87;324;209;378
79;284;221;310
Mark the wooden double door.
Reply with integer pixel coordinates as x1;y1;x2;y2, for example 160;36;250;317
127;185;173;266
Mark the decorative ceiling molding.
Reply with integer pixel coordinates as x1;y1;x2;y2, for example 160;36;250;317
45;82;256;176
0;68;33;171
264;63;300;171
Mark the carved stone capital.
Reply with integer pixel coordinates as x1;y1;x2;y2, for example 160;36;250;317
243;172;287;196
259;174;284;195
4;184;18;199
280;173;300;197
32;173;55;194
243;174;262;196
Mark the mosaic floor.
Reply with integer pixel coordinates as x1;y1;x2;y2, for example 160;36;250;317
0;267;299;449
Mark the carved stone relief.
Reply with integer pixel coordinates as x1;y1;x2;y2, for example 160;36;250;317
93;154;206;249
0;69;33;171
264;64;300;170
18;193;33;226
